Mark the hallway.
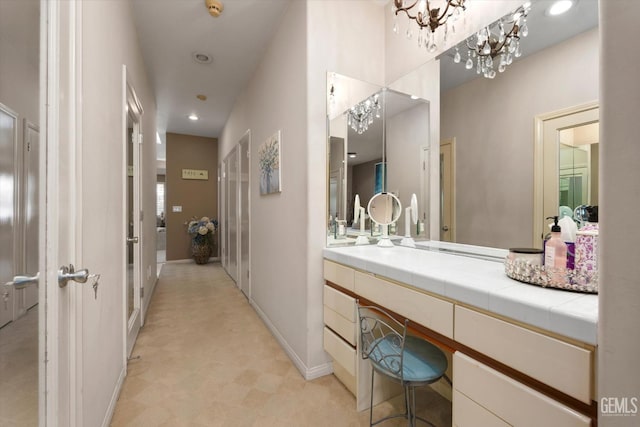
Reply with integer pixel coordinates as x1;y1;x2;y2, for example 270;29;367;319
110;262;450;426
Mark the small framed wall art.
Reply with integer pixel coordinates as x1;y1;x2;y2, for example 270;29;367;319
259;130;282;195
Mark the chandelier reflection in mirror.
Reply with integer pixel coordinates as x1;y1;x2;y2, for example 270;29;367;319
347;94;381;135
452;2;531;79
393;0;466;52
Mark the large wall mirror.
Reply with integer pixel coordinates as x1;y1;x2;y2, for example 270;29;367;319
327;73;431;246
439;0;599;249
326;0;599;252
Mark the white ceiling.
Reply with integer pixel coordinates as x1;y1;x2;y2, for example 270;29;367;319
131;0;291;158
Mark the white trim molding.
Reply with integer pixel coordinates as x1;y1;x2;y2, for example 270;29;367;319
250;300;333;381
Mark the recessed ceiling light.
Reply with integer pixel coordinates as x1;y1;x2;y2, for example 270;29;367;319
188;114;199;121
192;52;213;65
196;94;207;101
547;0;574;16
410;95;419;100
348;152;357;159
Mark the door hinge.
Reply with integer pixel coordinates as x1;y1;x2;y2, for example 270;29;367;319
140;211;144;221
139;134;143;145
141;287;144;298
27;142;32;152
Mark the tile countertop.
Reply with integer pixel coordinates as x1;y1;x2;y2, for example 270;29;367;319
323;244;598;346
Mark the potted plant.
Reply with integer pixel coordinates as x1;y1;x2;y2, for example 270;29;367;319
187;216;218;264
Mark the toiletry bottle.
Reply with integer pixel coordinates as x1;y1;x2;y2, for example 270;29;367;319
575;206;599;285
544;216;567;284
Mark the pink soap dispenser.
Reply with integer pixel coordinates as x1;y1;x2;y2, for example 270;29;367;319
544;216;567;284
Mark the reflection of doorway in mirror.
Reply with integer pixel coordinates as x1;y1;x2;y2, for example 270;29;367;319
558;122;599;211
534;103;599;245
420;146;430;238
440;138;456;242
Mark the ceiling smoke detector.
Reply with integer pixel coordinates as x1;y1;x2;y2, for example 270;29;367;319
205;0;224;17
192;52;213;65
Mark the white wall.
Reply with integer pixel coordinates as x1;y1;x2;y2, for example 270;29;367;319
219;0;386;377
441;28;599;249
599;1;640;423
81;1;157;425
219;0;312;373
307;0;386;371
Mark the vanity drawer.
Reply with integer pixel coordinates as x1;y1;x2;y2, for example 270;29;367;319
453;390;509;427
324;327;356;377
324;260;355;291
333;358;357;396
454;352;590;427
323;285;356;322
354;271;454;338
324;306;356;346
454;305;592;403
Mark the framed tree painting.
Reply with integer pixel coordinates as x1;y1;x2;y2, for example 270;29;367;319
259;130;282;195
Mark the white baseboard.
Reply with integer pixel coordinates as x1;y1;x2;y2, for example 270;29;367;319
101;367;125;427
306;360;334;380
250;300;333;381
164;257;221;264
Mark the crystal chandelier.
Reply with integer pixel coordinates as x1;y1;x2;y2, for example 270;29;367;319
393;0;467;52
347;94;381;135
453;2;531;79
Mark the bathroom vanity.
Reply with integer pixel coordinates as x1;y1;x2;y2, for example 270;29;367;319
322;244;597;426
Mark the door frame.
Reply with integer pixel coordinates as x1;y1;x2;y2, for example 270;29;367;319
238;130;251;298
42;0;84;424
533;101;599;245
440;138;456;242
123;66;144;358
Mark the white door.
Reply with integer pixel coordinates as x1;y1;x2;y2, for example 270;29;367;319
220;161;226;269
23;120;40;310
239;132;251;298
440;138;456;242
124;74;143;356
225;147;239;283
0;103;18;330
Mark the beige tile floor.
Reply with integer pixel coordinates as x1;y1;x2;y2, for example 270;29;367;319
0;305;38;427
111;262;451;427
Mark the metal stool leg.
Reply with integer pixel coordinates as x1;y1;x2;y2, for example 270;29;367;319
370;369;375;427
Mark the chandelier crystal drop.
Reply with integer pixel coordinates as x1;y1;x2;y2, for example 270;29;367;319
452;3;531;79
393;0;467;53
347;94;382;135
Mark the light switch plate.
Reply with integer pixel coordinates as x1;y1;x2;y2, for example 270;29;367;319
172;205;182;212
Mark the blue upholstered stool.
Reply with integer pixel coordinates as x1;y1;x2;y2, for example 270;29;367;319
358;303;450;427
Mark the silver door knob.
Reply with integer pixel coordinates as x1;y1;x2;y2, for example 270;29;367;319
5;273;39;289
127;236;139;244
442;225;449;232
58;264;90;288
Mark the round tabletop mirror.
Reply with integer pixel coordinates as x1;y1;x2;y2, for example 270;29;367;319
367;192;402;226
